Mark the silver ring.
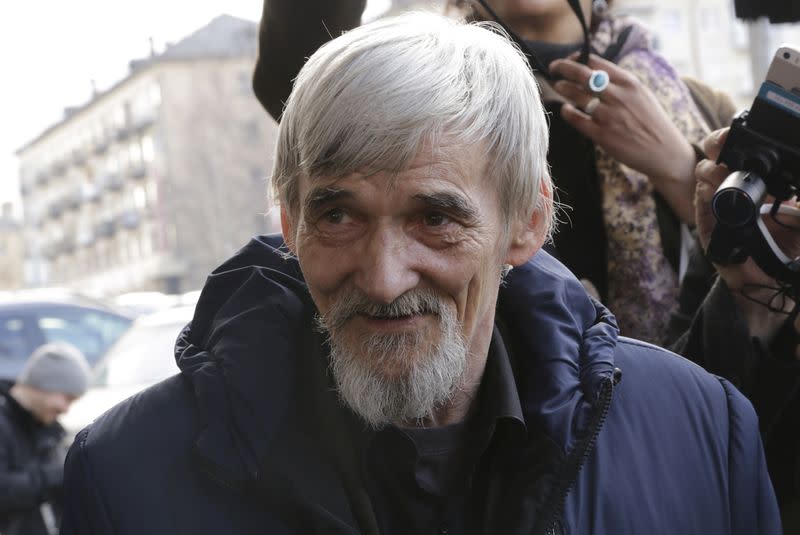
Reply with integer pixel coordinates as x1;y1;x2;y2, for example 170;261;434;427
583;97;601;116
587;69;610;94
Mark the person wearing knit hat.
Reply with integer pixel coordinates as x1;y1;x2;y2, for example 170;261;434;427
0;343;91;535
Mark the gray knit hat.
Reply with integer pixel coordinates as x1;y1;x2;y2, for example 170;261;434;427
17;343;92;396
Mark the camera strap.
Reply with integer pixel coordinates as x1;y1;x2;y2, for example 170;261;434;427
708;214;800;290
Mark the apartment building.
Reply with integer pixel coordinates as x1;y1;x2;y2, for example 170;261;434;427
0;203;23;290
16;15;279;295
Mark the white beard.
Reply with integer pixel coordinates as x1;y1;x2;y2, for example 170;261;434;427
316;288;467;429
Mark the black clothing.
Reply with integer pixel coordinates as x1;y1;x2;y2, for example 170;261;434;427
363;328;528;534
669;257;800;533
734;0;800;24
0;390;65;535
252;0;366;120
543;105;610;299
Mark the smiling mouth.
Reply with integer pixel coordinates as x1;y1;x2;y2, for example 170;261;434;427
356;311;436;328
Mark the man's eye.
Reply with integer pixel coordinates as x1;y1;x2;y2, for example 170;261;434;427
322;208;346;224
423;212;450;227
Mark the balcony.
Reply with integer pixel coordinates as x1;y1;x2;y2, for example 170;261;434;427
117;210;141;230
48;202;64;220
72;149;87;166
115;125;132;142
93;139;109;155
51;160;67;177
133;114;157;133
100;173;124;192
61;237;76;256
65;189;82;210
129;165;146;180
76;231;96;248
43;240;65;260
95;219;117;239
80;184;101;204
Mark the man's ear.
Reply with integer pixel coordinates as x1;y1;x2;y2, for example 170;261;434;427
503;181;551;267
280;206;296;253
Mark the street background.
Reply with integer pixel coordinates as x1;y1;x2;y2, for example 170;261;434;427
0;0;798;295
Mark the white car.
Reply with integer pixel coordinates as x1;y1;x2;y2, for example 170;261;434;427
60;305;194;439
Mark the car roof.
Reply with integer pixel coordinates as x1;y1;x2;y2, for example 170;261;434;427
0;288;135;318
133;305;196;328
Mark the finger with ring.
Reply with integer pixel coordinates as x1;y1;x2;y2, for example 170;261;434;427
587;69;610;94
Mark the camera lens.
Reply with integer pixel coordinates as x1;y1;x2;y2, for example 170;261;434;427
784;51;791;59
713;190;757;227
711;171;767;227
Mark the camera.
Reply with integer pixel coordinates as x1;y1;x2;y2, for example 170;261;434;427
708;46;800;283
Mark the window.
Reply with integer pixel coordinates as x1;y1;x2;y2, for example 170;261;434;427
149;83;162;107
129;141;142;166
35;307;132;367
141;135;155;163
94;320;183;387
106;153;119;173
133;185;147;209
0;316;32;379
146;180;158;204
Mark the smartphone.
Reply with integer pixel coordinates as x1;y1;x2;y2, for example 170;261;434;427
765;45;800;94
748;45;800;145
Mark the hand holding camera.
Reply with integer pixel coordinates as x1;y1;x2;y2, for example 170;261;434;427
701;45;800;348
696;128;800;346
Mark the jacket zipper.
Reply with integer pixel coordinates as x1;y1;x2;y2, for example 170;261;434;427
536;371;618;535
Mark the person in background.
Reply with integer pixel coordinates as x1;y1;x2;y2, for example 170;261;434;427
0;343;90;535
253;0;737;345
59;13;779;534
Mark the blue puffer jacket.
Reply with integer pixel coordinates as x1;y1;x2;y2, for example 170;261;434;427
60;235;780;534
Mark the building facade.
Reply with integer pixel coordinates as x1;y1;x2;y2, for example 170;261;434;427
0;203;23;290
16;15;279;295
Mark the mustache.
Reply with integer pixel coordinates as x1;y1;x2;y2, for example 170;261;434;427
318;288;445;333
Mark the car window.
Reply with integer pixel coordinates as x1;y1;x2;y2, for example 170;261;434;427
0;316;33;379
35;307;133;367
93;321;184;388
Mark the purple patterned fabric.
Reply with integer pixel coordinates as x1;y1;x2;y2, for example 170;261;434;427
590;16;712;344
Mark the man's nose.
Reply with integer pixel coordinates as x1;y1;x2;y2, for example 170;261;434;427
355;228;420;304
54;393;72;413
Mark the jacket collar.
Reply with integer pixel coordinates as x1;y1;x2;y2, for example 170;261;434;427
498;252;618;451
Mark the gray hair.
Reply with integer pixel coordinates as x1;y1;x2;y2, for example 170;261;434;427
271;11;554;239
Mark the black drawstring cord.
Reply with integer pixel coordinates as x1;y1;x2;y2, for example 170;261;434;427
567;0;593;64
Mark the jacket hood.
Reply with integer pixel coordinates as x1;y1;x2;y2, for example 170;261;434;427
175;234;618;485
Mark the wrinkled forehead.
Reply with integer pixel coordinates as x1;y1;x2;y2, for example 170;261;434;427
296;138;491;206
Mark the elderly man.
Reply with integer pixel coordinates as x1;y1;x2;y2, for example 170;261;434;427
1;343;90;535
61;12;779;534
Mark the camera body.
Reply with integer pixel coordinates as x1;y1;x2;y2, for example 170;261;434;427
708;46;800;277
